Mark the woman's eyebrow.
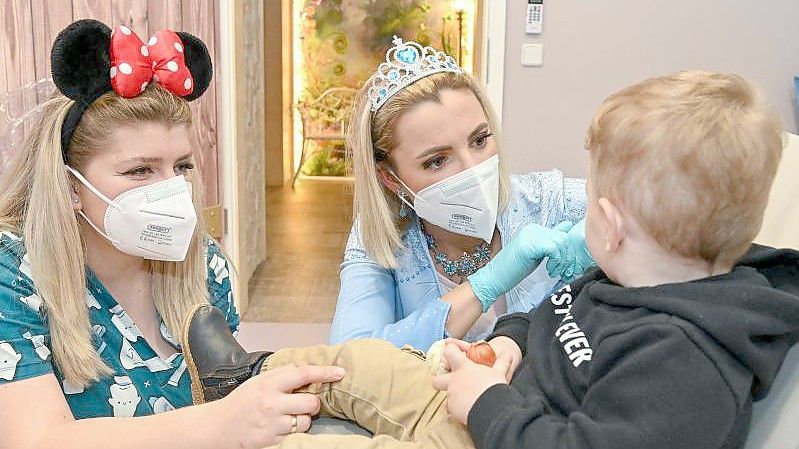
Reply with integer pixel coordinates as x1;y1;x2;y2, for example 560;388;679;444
118;153;194;165
468;122;489;140
415;145;451;160
125;157;161;163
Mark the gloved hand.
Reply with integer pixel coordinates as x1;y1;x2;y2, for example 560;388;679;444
468;221;573;312
559;219;595;282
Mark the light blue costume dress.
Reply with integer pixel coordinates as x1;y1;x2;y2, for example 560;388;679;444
0;231;237;419
330;170;587;351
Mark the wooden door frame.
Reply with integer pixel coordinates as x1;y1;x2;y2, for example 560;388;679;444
481;0;507;123
218;0;243;309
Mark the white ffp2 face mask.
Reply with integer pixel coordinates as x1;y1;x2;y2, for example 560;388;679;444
67;166;198;262
393;154;500;243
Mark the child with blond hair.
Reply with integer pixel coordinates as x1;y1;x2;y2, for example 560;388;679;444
182;71;799;449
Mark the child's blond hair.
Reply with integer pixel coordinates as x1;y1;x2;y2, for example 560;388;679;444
585;70;784;267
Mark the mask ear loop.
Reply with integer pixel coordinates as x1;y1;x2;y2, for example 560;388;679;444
388;170;418;211
65;166;120;208
65;166;121;245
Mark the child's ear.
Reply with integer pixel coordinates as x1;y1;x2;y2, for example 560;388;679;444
376;165;400;194
597;197;625;252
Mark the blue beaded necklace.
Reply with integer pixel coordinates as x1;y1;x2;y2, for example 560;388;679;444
421;222;491;281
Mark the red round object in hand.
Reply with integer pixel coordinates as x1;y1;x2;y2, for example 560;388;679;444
466;341;496;367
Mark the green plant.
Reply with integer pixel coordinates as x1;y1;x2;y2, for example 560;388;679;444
301;144;350;177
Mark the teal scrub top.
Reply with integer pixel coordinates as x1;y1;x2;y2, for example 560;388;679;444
0;231;238;418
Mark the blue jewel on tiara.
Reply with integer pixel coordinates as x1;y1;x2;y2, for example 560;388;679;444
397;47;419;64
368;35;464;112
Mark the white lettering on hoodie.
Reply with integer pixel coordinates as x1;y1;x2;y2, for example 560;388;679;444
550;284;593;367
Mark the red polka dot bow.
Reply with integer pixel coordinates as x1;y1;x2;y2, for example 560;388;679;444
109;25;194;98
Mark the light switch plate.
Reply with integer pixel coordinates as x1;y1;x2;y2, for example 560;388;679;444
522;43;544;67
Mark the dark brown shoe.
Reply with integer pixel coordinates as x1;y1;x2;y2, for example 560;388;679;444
181;304;271;404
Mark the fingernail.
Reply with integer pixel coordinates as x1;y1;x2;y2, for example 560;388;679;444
334;367;346;377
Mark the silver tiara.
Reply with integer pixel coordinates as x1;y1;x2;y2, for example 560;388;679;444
368;36;464;112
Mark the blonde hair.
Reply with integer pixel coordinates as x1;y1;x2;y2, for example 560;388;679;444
347;71;510;268
0;84;209;387
585;70;784;267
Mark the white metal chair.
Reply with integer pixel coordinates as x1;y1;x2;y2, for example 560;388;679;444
292;87;356;188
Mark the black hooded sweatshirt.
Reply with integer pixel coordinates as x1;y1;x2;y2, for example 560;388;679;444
468;245;799;449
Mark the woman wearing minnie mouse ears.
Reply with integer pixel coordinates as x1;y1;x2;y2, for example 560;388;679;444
0;19;343;448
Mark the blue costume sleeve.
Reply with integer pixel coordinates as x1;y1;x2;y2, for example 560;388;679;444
0;233;54;383
562;176;588;224
329;222;451;351
206;240;240;333
510;171;587;228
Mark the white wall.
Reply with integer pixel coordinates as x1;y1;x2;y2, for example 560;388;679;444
501;0;799;178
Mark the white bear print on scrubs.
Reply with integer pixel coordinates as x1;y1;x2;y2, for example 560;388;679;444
148;396;176;413
159;321;178;347
120;339;146;370
22;331;50;360
93;325;107;355
108;376;141;417
85;292;101;310
18;253;33;281
209;253;229;284
110;305;142;341
62;378;85;395
19;293;42;313
0;341;22;380
0;231;21;242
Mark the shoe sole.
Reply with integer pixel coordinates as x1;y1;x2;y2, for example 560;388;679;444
181;303;209;405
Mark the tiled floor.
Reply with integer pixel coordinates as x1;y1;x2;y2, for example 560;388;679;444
244;177;354;323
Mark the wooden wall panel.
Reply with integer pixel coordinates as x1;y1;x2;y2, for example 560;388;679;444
72;0;113;23
182;0;219;205
147;0;182;33
111;0;148;36
31;0;74;90
1;0;38;133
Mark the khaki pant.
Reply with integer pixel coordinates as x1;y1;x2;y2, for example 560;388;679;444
262;339;476;449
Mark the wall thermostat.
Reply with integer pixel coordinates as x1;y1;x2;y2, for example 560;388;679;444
526;0;543;34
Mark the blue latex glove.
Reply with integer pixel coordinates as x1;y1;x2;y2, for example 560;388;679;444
560;219;596;282
468;221;573;312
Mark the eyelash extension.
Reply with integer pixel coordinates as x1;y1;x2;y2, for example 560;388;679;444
120;167;151;176
423;155;447;170
473;131;493;143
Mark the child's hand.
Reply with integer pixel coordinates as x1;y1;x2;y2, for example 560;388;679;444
431;342;510;425
488;336;523;382
427;338;492;375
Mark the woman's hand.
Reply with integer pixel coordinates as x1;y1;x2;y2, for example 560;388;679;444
560;219;595;282
487;336;523;382
212;364;345;448
468;221;573;311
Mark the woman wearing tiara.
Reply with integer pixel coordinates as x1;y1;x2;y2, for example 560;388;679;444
174;37;596;448
330;36;593;351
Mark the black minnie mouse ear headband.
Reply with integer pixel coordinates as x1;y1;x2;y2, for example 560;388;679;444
51;19;213;162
